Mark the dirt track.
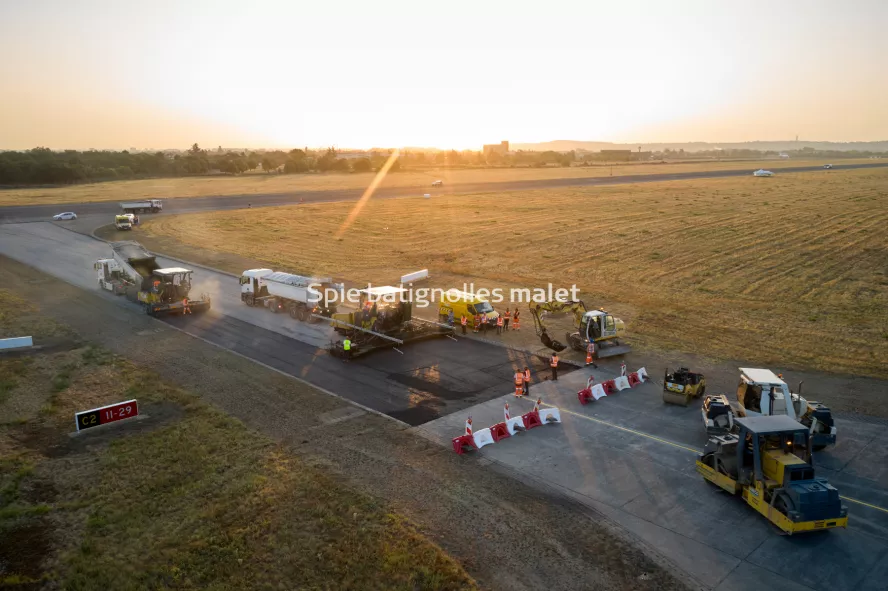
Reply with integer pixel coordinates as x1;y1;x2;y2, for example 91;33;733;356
0;255;690;591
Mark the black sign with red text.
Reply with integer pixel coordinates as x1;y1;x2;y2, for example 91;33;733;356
75;399;139;431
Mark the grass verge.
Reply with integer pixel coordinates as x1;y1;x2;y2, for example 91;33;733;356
0;290;475;590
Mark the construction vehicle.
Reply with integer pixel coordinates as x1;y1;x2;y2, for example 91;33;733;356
702;368;836;450
99;241;210;316
702;394;735;435
120;199;163;214
696;415;847;534
114;215;133;231
662;367;706;406
528;300;630;357
437;290;499;328
329;286;452;357
239;268;338;321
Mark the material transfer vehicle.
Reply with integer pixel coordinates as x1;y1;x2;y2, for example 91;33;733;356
696;415;847;534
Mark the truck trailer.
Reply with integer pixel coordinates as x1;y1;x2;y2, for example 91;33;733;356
120;199;163;214
240;268;338;321
98;241;210;316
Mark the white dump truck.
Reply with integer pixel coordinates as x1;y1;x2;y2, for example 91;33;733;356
120;199;163;214
240;268;339;321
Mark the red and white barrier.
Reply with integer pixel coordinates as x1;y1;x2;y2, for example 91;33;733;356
591;383;608;400
538;407;561;423
637;367;648;382
614;376;631;391
628;372;642;387
472;427;495;449
453;400;563;454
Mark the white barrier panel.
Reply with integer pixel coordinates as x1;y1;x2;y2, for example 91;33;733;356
400;269;430;284
472;427;495;449
614;376;631;391
637;367;648;382
538;408;561;423
506;416;526;436
0;336;33;350
591;384;607;400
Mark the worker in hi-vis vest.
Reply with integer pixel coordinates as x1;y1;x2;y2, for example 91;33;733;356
342;338;352;361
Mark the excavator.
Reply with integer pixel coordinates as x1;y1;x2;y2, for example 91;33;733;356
528;300;631;358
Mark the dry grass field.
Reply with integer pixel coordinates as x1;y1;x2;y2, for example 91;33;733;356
0;158;867;206
141;168;888;378
0;290;475;589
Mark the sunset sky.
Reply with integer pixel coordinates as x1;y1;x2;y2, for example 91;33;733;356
1;0;886;150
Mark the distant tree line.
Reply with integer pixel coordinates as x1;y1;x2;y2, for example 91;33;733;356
1;143;884;186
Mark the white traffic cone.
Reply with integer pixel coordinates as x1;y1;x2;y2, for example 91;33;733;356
533;397;541;412
465;417;473;436
620;362;627;377
504;403;511;421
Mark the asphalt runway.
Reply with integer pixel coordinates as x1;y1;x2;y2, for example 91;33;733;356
2;161;887;223
0;222;558;424
418;370;888;591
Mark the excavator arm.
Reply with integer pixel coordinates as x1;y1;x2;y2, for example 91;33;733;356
528;300;587;351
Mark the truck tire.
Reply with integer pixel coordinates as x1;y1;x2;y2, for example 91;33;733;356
288;304;299;319
298;307;309;322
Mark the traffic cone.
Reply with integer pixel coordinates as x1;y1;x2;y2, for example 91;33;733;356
465;417;473;436
504;403;511;421
533;397;542;412
620;362;627;377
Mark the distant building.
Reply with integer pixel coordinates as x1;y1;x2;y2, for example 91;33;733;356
483;141;510;157
598;149;633;161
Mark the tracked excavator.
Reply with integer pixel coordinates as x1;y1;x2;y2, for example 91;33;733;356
528;300;631;358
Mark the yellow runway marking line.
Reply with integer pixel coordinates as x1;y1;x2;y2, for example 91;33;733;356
540;402;888;515
839;496;888;515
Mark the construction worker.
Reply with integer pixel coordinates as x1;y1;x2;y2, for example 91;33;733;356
480;313;488;334
342;338;352;361
512;309;520;330
496;313;504;335
503;307;511;331
447;309;454;326
523;366;531;395
550;353;559;381
182;298;192;314
586;341;595;366
473;313;481;333
460;313;468;335
514;369;524;397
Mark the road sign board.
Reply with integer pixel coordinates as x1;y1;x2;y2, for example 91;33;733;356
75;399;139;432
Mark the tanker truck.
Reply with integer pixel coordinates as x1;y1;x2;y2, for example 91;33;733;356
98;241;211;316
239;268;338;321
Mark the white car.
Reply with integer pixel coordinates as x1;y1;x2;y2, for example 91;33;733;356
432;180;443;187
52;212;78;220
823;164;833;169
753;169;774;177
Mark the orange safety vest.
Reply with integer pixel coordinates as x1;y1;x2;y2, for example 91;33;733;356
513;311;519;321
550;355;559;368
496;316;503;327
460;316;467;326
514;372;524;386
474;314;481;326
481;315;488;324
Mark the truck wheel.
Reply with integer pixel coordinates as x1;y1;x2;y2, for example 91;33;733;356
298;307;309;322
288;305;298;319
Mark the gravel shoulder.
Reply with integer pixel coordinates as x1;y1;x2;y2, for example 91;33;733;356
0;255;692;591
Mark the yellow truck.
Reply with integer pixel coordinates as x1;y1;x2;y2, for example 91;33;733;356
437;290;499;328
